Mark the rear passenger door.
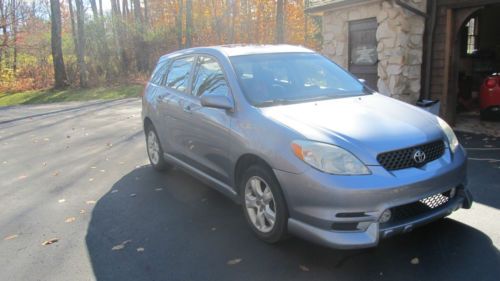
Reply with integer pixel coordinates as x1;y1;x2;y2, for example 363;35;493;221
155;55;196;159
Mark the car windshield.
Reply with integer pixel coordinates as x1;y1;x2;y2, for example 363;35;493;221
230;53;369;107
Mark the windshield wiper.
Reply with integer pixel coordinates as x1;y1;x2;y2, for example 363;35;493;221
256;99;292;107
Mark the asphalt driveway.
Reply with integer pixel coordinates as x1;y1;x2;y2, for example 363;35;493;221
0;99;499;281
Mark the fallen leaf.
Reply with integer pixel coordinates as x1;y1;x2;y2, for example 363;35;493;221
88;178;94;182
91;166;97;169
106;143;113;147
66;135;71;139
99;169;106;173
211;227;216;231
86;200;96;205
130;193;137;197
42;162;47;166
80;209;86;214
43;138;50;141
227;258;242;265
4;234;18;240
53;171;60;176
111;189;118;193
136;247;145;252
155;188;163;191
112;240;132;251
410;257;420;265
65;217;76;223
299;265;310;272
17;175;27;180
112;244;125;250
58;199;66;203
42;238;59;245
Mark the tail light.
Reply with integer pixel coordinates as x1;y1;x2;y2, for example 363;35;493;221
485;78;497;88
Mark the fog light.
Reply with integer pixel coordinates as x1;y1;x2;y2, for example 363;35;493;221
379;209;392;223
449;187;456;198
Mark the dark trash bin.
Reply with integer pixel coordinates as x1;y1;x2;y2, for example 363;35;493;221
416;99;440;115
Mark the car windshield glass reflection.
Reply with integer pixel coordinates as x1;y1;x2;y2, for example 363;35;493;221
230;53;369;107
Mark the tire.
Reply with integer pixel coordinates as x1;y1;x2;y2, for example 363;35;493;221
240;165;288;243
145;124;170;172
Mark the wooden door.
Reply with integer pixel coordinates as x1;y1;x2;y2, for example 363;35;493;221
349;18;379;90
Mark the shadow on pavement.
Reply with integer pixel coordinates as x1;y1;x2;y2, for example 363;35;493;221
86;166;499;281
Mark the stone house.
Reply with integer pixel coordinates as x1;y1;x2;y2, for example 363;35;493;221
306;0;500;124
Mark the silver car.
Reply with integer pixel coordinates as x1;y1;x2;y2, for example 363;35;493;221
141;45;473;249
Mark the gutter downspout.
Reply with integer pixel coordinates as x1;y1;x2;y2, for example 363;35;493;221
394;0;428;18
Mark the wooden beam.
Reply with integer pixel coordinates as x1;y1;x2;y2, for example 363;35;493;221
441;8;453;122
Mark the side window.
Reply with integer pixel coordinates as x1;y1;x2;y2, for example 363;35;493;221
166;56;194;92
191;56;229;97
150;59;169;86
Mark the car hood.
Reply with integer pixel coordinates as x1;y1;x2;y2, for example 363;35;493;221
261;93;444;165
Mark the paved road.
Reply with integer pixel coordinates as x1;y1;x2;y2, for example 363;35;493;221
0;99;499;281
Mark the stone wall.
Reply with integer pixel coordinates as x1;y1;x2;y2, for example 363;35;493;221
321;0;426;104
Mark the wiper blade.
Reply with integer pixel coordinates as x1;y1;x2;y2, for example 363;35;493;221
256;99;291;107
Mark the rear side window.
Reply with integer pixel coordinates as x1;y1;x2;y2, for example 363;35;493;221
166;56;195;92
191;56;229;97
149;59;169;86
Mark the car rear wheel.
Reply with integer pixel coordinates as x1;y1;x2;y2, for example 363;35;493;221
145;125;170;171
241;165;288;243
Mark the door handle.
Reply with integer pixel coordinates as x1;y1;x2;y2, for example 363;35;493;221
183;104;192;113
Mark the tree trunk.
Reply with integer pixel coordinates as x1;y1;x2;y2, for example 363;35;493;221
11;0;16;74
185;0;192;48
176;0;183;49
122;0;129;17
98;0;103;17
49;0;68;88
275;0;285;44
67;0;78;66
74;0;87;87
143;0;149;26
0;0;8;72
111;0;129;73
89;0;98;19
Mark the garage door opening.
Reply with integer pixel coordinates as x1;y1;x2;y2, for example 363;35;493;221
454;4;500;131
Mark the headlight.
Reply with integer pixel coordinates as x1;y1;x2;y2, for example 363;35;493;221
437;118;459;153
291;140;370;175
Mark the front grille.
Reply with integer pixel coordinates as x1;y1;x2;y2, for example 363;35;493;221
387;192;450;224
377;140;445;171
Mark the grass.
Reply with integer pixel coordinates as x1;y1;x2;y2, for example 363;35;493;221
0;84;143;107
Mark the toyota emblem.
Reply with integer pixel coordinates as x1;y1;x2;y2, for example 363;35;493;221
413;149;426;164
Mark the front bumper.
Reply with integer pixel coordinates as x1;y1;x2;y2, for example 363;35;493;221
274;146;471;249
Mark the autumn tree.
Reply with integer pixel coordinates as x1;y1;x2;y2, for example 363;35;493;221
49;0;68;88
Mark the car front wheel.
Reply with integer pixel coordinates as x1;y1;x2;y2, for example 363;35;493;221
241;165;288;243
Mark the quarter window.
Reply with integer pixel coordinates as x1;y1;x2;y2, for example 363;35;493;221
166;56;195;92
191;56;229;97
150;59;169;86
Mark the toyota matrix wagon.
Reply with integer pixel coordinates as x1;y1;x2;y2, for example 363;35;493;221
141;45;473;249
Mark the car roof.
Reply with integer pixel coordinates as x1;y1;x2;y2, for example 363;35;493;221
160;44;315;61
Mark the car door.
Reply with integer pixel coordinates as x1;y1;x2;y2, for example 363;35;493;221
178;55;233;184
155;55;196;159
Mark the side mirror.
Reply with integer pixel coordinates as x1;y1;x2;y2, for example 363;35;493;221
358;78;366;84
200;94;234;110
